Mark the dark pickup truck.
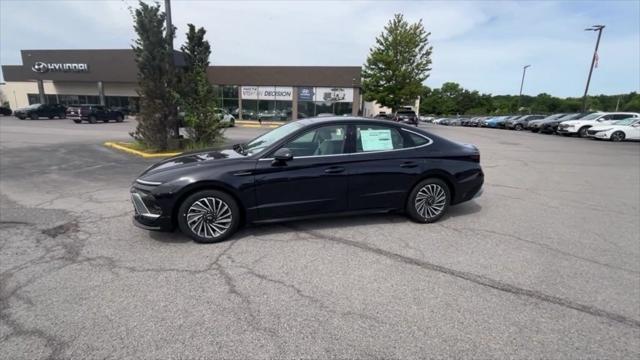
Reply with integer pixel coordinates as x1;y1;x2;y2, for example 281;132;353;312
66;105;124;124
14;103;66;120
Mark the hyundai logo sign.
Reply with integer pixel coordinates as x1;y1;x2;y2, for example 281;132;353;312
31;61;89;73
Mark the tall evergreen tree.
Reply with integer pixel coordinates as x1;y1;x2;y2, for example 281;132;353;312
362;14;433;112
131;1;177;151
178;24;224;146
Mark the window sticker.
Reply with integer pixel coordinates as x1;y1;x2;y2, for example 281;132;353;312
360;129;393;151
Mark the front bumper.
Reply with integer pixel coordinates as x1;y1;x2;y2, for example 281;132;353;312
130;187;174;231
587;130;609;139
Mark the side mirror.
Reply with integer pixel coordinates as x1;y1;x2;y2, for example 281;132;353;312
273;148;293;164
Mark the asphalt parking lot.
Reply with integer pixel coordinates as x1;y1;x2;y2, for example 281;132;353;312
1;116;639;358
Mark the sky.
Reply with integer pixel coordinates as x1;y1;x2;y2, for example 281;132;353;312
1;0;638;97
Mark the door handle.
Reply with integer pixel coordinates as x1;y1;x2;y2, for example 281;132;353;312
324;166;345;174
400;161;418;168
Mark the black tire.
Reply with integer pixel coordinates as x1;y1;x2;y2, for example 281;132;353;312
59;113;66;119
578;126;590;138
515;124;523;131
88;115;97;124
406;178;451;223
610;131;625;142
177;190;240;243
73;120;82;124
531;128;539;133
17;116;25;120
48;116;54;119
115;115;124;123
30;113;38;120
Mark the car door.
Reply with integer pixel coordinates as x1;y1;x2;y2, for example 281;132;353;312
347;123;427;211
94;106;107;120
252;124;350;220
629;120;640;139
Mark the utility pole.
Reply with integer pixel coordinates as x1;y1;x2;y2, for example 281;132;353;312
517;65;530;112
582;25;605;112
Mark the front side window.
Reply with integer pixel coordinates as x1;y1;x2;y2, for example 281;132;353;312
355;124;404;152
243;121;304;156
282;125;347;157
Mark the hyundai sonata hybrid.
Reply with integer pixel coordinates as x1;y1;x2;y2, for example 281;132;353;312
130;117;484;243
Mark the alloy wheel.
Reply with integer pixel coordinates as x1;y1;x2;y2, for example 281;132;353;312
415;184;447;220
186;197;232;239
611;131;625;142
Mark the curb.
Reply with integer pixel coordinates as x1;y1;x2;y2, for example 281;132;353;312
104;142;182;158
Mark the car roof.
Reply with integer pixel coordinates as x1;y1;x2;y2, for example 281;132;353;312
296;116;404;127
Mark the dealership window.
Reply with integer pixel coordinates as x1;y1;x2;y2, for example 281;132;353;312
297;101;314;119
241;99;258;120
27;94;39;105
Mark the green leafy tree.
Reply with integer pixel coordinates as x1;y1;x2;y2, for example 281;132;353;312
362;14;432;112
178;24;224;146
131;1;177;151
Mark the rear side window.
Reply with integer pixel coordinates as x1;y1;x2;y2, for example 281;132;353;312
406;132;429;146
355;124;404;152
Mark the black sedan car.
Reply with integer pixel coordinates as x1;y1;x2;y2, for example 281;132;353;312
131;117;484;243
14;103;66;120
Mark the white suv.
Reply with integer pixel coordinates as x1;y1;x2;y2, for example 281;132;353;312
557;112;640;137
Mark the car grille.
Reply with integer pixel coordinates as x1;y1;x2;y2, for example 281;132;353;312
587;130;600;135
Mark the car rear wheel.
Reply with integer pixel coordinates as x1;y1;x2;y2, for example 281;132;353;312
88;115;97;124
115;115;124;123
406;178;450;223
514;124;523;131
73;120;82;124
610;131;625;142
178;190;240;243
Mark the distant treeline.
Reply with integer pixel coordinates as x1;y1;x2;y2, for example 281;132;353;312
419;82;640;115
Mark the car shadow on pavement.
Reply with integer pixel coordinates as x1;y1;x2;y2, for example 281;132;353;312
144;200;482;245
238;200;483;241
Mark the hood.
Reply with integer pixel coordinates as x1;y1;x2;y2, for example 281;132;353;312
139;148;244;178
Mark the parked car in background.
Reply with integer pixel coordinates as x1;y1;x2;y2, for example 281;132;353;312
213;108;235;127
0;106;12;116
393;110;419;126
130;117;484;242
67;104;124;123
539;113;585;134
374;112;391;120
317;113;336;117
557;112;640;137
433;118;448;124
419;116;434;123
484;116;510;128
528;114;565;132
14;103;66;120
505;114;545;130
447;118;461;126
587;118;640;142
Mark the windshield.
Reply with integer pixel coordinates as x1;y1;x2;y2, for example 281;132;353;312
577;113;602;120
613;118;638;126
241;121;304;156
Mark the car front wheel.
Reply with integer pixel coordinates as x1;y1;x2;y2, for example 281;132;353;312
178;190;240;243
610;131;625;142
30;113;38;120
406;178;450;223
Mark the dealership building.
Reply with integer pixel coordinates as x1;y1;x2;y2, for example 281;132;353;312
0;49;362;120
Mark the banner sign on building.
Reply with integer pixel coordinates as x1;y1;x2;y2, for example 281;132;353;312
241;86;293;101
298;87;314;101
314;87;353;103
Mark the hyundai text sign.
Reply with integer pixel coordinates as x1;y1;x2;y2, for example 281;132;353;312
31;61;89;73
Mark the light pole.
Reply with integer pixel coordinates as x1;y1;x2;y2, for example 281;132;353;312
517;65;530;112
582;24;605;112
